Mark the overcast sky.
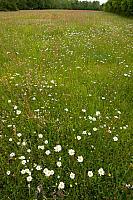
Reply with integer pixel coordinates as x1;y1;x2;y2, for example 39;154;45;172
79;0;108;5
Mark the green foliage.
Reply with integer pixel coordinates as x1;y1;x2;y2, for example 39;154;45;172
0;0;101;11
104;0;133;16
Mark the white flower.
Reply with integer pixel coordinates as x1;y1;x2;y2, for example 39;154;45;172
8;100;11;103
27;176;32;182
43;168;51;177
38;145;44;150
44;140;48;144
82;109;86;112
88;171;93;177
10;152;15;158
9;138;12;142
16;110;21;115
96;111;100;116
21;169;26;174
57;161;62;167
76;136;81;140
68;149;75;156
58;182;65;190
38;134;43;138
36;165;42;171
6;171;11;175
113;136;118;141
22;141;26;146
93;127;97;131
82;131;87;135
70;172;75;179
64;108;68;112
50;170;54;175
14;105;17;110
19;156;25;160
98;168;105;176
88;132;91;136
25;169;31;175
21;160;26;165
17;133;22;137
27;149;31;153
54;145;62;152
77;156;84;163
45;150;51;155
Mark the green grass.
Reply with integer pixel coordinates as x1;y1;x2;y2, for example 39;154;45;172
0;10;133;200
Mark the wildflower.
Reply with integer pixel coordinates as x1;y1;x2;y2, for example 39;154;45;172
43;168;51;177
50;170;54;175
64;108;68;112
25;169;31;175
76;136;81;140
68;149;75;156
6;171;10;175
27;176;32;182
21;169;26;174
14;105;17;110
17;133;22;137
82;131;87;135
98;168;105;176
9;138;12;142
38;145;44;150
77;156;84;163
54;145;62;152
8;100;11;103
36;165;42;171
58;182;65;190
16;110;21;115
113;136;118;141
27;149;31;153
38;134;43;138
21;160;26;165
10;152;15;158
19;156;25;160
88;171;93;177
22;141;26;146
44;140;48;144
70;172;75;179
93;127;97;131
82;109;86;112
45;150;51;155
57;161;62;167
96;111;100;116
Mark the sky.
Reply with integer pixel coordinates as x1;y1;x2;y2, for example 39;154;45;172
79;0;108;5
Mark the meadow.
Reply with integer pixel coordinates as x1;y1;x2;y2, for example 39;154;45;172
0;10;133;200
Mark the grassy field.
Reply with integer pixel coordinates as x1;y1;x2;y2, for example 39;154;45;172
0;10;133;200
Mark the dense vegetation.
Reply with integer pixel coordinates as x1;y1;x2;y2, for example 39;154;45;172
0;10;133;200
0;0;101;11
104;0;133;16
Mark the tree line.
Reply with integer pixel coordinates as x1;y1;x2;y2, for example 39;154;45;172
0;0;101;11
103;0;133;16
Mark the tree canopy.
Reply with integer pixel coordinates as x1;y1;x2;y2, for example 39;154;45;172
0;0;101;11
103;0;133;16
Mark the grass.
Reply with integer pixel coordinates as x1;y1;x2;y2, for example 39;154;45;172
0;10;133;200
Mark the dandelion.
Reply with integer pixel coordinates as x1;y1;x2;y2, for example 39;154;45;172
54;145;62;152
88;171;93;177
98;168;105;176
113;136;118;141
68;149;75;156
70;172;75;179
27;176;32;182
6;171;11;175
77;156;84;163
58;182;65;190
